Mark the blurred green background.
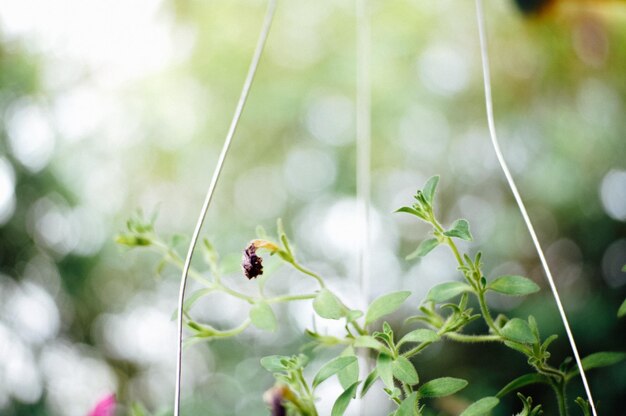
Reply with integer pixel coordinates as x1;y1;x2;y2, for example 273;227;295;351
0;0;625;415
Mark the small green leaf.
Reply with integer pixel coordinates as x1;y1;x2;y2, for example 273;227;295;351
313;289;347;320
249;302;277;331
313;356;358;388
417;377;468;398
566;352;626;380
443;219;473;241
503;340;532;355
398;329;440;346
260;355;289;372
395;206;423;217
395;392;418;416
115;234;152;247
618;298;626;318
360;369;378;398
392;356;419;385
377;353;394;389
338;348;359;390
406;238;439;260
575;397;592;416
365;291;411;326
422;175;440;205
346;310;364;322
460;397;500;416
426;282;473;303
331;381;360;416
497;373;548;398
488;275;540;296
354;336;386;351
501;318;536;344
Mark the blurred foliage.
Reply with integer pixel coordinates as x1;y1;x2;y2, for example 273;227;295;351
1;0;626;415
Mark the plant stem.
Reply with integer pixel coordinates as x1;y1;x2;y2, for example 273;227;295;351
151;243;214;287
401;382;412;399
291;262;326;289
266;293;317;303
351;320;368;336
216;283;255;303
477;289;500;335
445;332;501;343
550;378;569;416
197;319;251;338
403;341;434;359
297;368;318;416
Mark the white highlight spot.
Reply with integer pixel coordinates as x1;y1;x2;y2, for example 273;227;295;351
600;170;626;221
0;158;16;225
6;101;55;173
305;95;354;146
418;44;469;96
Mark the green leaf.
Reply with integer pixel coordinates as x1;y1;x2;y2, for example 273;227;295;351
313;356;358;388
360;368;378;398
313;289;347;320
395;392;418;416
460;397;500;416
406;238;439;260
488;275;540;296
249;302;277;331
338;348;359;390
497;373;548;398
395;206;422;217
331;381;360;416
575;397;592;416
392;356;419;385
422;175;440;205
115;234;152;247
354;336;386;351
501;318;536;344
443;219;473;241
426;282;473;303
417;377;468;398
398;329;440;346
618;298;626;318
260;355;289;372
566;352;626;380
346;310;364;322
365;291;411;326
377;353;394;389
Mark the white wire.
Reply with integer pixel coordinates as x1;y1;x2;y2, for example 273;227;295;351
356;1;371;414
172;1;277;415
356;0;371;313
474;1;597;414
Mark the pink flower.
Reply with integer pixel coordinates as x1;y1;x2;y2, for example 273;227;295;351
88;394;116;416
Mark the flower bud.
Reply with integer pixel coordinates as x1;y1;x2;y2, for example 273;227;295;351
263;385;291;416
242;240;278;279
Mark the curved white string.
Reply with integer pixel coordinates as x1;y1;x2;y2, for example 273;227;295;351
172;1;277;415
474;1;597;414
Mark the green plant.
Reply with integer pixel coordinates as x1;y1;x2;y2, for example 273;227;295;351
117;176;625;416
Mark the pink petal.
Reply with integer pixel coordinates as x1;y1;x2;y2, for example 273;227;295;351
88;394;116;416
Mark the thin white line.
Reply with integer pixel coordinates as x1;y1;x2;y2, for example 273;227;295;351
356;0;371;310
356;1;371;414
474;1;597;414
173;1;277;415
